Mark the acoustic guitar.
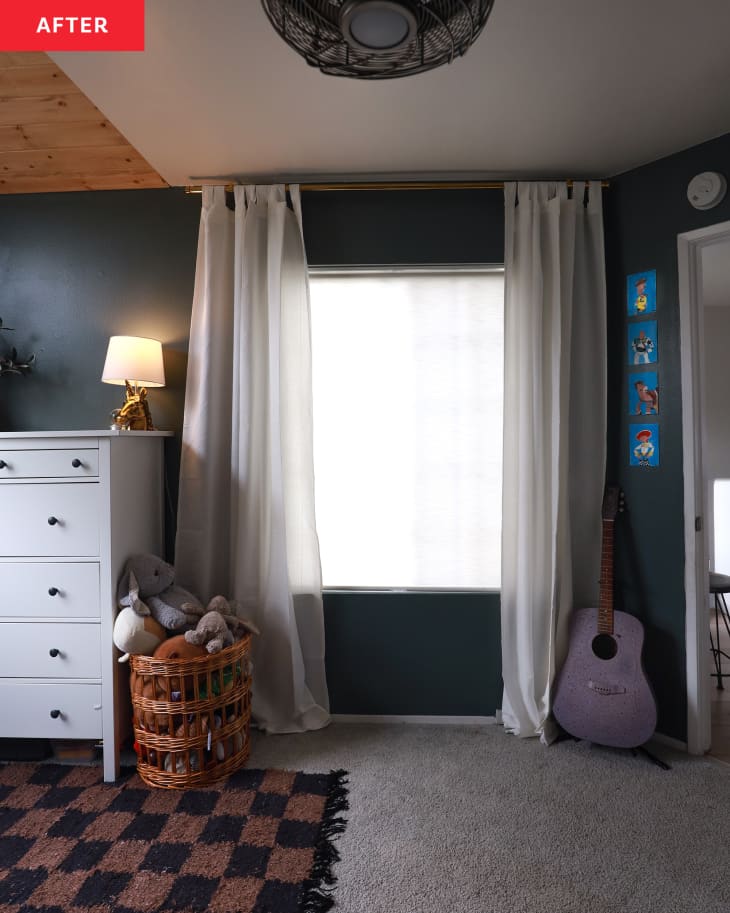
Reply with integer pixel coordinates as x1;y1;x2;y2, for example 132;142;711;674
553;487;657;748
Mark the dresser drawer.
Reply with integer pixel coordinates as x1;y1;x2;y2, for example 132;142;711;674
0;622;101;678
0;483;100;556
0;563;100;619
0;682;102;739
0;448;99;479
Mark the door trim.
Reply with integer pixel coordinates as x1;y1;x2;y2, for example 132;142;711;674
678;219;730;755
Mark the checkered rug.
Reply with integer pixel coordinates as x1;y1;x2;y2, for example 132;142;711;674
0;763;349;913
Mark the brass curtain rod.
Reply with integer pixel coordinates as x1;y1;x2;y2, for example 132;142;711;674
185;179;609;194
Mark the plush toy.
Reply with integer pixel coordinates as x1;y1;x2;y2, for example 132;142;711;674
224;712;245;759
174;714;225;761
164;749;201;774
135;680;179;733
153;634;208;689
132;635;208;731
132;669;175;732
117;554;204;632
115;568;164;664
163;715;222;772
184;610;235;654
153;633;207;661
113;605;166;663
182;595;260;646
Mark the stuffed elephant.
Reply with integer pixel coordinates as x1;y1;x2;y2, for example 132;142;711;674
183;595;260;652
117;553;204;632
184;610;235;654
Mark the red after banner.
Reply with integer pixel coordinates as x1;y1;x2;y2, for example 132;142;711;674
0;1;145;51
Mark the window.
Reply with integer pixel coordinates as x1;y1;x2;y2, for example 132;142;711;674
310;269;503;590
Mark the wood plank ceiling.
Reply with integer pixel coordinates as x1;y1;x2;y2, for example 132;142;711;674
0;52;167;194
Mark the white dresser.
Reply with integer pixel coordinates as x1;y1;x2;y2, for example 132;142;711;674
0;430;170;781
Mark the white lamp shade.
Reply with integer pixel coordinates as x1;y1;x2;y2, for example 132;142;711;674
101;336;165;387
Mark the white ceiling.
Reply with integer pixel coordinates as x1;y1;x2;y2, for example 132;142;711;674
51;0;730;187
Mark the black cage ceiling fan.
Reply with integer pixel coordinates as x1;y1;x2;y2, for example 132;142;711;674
260;0;496;80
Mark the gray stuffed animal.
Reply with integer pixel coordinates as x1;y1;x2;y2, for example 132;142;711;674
184;610;234;654
183;595;260;651
117;553;204;632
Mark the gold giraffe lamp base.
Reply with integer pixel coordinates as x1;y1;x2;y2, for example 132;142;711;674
110;380;155;431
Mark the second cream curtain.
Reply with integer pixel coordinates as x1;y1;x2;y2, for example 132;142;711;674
500;181;607;742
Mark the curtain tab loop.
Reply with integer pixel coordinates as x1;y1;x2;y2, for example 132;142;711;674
571;181;586;205
203;185;227;211
586;180;602;212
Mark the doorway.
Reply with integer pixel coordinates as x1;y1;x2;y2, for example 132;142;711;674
678;219;730;758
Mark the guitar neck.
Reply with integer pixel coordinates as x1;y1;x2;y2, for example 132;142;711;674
598;518;614;634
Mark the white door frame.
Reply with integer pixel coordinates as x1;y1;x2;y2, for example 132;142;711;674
677;218;730;755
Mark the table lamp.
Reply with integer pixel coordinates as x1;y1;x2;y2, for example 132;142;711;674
101;335;165;430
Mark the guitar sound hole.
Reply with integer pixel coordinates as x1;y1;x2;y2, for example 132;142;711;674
592;634;618;660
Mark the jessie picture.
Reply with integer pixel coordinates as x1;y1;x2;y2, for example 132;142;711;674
630;424;660;467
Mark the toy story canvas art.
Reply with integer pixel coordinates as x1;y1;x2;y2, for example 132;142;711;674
630;424;660;467
628;320;657;365
629;372;659;415
627;270;656;317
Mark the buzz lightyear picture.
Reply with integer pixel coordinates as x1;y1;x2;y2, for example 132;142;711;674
628;320;657;365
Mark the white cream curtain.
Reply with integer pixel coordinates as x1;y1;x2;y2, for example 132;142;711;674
500;181;607;742
176;185;330;734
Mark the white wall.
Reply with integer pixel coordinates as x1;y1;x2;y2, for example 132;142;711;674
702;242;730;572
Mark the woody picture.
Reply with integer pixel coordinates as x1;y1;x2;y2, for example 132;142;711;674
627;269;657;317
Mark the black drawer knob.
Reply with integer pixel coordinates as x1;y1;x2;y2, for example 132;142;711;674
71;458;82;468
49;709;61;719
47;516;58;526
49;648;60;658
48;587;59;597
0;460;6;469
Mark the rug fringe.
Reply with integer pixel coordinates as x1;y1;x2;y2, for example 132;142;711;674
299;768;350;913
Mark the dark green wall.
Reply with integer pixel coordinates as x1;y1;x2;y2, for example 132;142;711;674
0;188;200;557
304;187;504;717
9;147;729;730
325;591;502;714
0;185;504;717
605;132;730;742
302;187;505;266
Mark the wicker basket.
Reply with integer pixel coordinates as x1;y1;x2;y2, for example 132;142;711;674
129;635;252;788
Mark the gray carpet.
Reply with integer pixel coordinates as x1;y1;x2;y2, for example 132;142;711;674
248;723;730;913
